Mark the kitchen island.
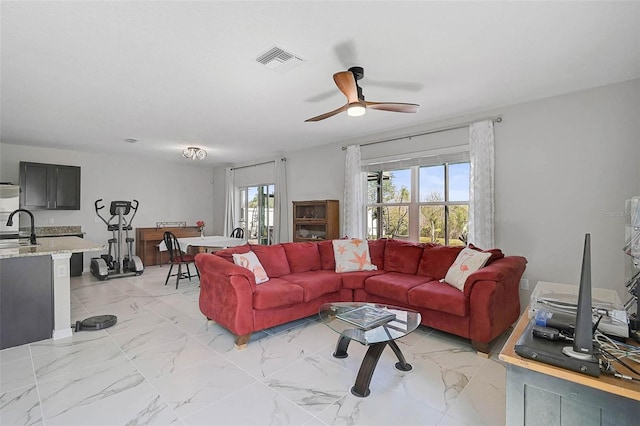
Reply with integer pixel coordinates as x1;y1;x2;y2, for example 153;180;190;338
0;236;105;349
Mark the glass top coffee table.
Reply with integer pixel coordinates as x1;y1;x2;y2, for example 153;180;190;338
319;302;421;397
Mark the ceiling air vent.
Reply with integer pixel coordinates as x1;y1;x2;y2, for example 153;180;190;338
256;45;305;73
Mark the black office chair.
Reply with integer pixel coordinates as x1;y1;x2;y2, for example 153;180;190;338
230;227;244;238
163;231;199;289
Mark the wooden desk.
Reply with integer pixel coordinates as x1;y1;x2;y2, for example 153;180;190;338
499;308;640;425
135;227;200;266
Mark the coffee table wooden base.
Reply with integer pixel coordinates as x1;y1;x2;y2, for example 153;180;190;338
333;334;412;398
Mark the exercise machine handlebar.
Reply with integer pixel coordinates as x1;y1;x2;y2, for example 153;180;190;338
94;199;110;226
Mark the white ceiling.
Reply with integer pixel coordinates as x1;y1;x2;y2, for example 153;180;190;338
1;1;639;167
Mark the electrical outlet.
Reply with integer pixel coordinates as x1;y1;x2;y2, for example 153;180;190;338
520;278;529;290
48;218;54;224
56;264;67;278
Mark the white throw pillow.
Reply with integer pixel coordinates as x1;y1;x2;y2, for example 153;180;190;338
232;251;269;284
443;247;492;291
332;239;378;273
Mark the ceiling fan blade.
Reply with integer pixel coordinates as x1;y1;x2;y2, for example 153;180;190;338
305;104;348;122
365;101;420;113
334;40;359;69
305;89;337;103
366;80;423;92
333;71;360;104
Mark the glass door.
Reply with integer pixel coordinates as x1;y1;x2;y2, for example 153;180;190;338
240;184;274;245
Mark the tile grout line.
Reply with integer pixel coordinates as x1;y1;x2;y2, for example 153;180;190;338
27;343;47;426
103;329;186;424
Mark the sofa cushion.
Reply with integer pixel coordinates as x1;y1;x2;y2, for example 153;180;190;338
215;244;251;263
444;248;492;291
368;239;386;270
282;242;321;273
333;239;377;273
340;270;387;290
250;244;291;277
383;239;424;275
408;280;470;317
468;243;505;265
364;272;432;304
417;245;464;279
232;251;269;283
318;240;336;270
252;278;304;310
281;271;342;301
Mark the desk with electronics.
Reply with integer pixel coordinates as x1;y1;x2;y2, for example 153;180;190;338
500;280;640;425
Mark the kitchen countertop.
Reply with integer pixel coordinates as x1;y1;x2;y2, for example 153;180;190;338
0;236;105;259
19;226;84;237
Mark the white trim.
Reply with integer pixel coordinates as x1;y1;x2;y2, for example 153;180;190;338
50;253;72;260
53;327;73;340
51;252;72;342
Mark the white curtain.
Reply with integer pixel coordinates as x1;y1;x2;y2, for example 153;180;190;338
468;120;495;248
223;167;236;237
273;158;288;243
343;145;364;239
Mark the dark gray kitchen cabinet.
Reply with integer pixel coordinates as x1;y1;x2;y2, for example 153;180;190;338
19;162;81;210
0;255;53;349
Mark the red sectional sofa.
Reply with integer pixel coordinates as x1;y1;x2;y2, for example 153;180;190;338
195;239;527;353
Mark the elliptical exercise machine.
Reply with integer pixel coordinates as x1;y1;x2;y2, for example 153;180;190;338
90;199;144;280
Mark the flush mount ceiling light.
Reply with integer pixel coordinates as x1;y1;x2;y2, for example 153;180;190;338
182;146;207;160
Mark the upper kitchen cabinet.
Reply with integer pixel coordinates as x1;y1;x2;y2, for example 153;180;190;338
19;162;81;210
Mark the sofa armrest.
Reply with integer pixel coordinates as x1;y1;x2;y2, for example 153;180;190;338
464;256;528;344
463;256;528;298
195;253;257;336
196;252;257;285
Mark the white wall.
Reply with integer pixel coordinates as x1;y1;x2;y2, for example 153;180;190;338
495;79;640;303
0;144;214;269
211;167;227;234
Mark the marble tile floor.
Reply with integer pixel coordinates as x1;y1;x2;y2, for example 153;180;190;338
1;265;511;426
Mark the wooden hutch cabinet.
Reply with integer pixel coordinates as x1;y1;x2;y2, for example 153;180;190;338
292;200;339;242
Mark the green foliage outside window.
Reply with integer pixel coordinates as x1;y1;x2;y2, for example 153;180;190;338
367;164;469;246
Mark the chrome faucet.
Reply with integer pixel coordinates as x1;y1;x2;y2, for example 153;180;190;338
6;209;37;245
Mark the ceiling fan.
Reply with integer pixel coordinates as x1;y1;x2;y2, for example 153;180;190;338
305;66;419;122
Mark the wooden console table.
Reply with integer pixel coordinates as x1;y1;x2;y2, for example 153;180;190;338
135;226;200;266
499;306;639;425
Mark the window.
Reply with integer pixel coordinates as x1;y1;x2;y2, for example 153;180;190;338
239;184;274;245
366;161;469;246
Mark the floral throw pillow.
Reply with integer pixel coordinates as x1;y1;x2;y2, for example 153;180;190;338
232;251;269;284
443;247;492;291
332;239;378;273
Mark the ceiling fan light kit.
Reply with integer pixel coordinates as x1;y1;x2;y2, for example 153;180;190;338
182;146;207;160
347;103;366;117
305;66;419;122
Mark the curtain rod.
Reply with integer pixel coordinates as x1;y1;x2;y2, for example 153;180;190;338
231;160;273;171
341;116;502;151
230;158;286;171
